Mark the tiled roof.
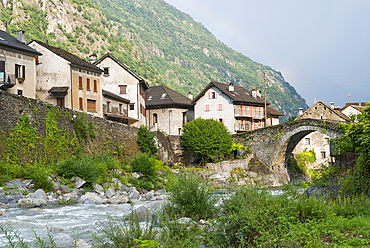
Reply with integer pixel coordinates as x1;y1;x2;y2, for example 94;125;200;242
146;85;192;108
0;30;42;55
102;89;130;103
30;40;103;73
193;81;267;105
267;106;284;117
94;53;149;89
341;102;368;113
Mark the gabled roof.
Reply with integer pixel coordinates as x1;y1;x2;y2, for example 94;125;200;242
297;101;349;121
102;89;130;104
341;102;368;113
94;53;149;89
30;40;103;73
267;106;284;117
192;81;268;105
0;30;42;56
146;85;192;109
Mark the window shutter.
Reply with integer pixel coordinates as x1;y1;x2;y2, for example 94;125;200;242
222;119;225;124
94;80;97;91
208;92;211;99
35;56;39;64
15;64;18;78
22;65;25;78
79;77;83;88
79;98;83;110
215;92;218;98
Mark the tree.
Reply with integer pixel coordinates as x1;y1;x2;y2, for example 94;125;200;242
287;115;297;122
181;118;233;165
334;102;370;195
137;125;158;156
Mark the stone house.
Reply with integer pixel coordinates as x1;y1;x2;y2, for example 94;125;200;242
193;81;273;133
28;40;104;117
93;53;148;127
296;101;348;122
145;85;193;135
0;30;41;98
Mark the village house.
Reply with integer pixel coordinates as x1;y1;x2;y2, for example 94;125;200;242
295;101;348;122
266;106;284;126
341;102;368;120
93;53;148;127
193;81;281;133
0;30;41;98
145;85;193;135
28;40;104;117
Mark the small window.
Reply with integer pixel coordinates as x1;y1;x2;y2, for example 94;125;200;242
94;80;97;91
321;151;326;159
153;113;158;124
86;78;90;90
205;104;210;111
218;103;223;111
305;138;310;145
129;104;134;110
17;89;23;96
0;61;5;82
119;104;123;114
212;92;217;99
107;101;111;113
119;85;127;94
148;96;152;100
219;118;223;123
35;56;39;64
79;97;83;110
182;112;186;126
178;128;181;135
79;77;83;89
87;99;96;112
57;97;65;107
15;64;25;79
161;93;167;99
325;138;329;144
104;68;109;75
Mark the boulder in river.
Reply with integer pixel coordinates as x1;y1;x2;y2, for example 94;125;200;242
17;198;47;208
31;189;47;202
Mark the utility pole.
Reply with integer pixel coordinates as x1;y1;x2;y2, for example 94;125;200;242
264;71;267;127
348;93;351;103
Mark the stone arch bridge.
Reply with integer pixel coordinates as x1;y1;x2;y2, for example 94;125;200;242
233;119;344;183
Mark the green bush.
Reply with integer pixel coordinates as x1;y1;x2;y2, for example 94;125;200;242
23;166;53;192
164;173;218;220
130;153;157;180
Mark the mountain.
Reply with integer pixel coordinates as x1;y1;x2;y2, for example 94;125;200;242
0;0;307;120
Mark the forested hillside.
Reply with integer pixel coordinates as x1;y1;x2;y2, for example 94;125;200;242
0;0;307;120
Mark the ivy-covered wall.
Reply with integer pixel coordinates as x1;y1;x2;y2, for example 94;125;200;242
0;90;141;167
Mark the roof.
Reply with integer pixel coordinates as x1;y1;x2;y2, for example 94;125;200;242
30;40;103;73
341;102;368;113
267;106;284;117
192;81;268;105
0;30;42;56
146;85;192;108
297;101;349;121
48;87;69;94
94;53;149;89
102;89;130;103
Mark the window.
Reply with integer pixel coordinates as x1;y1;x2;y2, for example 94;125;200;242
219;118;223;124
140;86;145;98
178;128;181;135
57;97;65;107
161;93;167;99
129;104;134;110
153;113;158;124
140;103;146;116
218;103;223;111
93;80;97;91
103;68;109;75
182;112;186;126
0;60;5;82
17;89;23;96
209;91;217;99
305;138;310;145
321;151;326;159
87;99;96;112
79;97;83;110
35;56;39;64
119;85;127;94
15;64;25;79
107;101;111;113
79;77;83;89
205;104;210;111
119;104;123;114
325;138;329;144
86;78;90;90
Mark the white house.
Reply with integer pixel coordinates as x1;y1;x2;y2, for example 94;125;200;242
341;102;367;120
94;53;148;126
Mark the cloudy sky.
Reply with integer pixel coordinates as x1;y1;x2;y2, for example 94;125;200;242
165;0;370;107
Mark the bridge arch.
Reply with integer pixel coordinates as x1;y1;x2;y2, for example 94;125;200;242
234;119;344;183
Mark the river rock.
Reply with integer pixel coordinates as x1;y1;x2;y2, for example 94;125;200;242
22;179;33;186
80;192;105;204
0;203;9;209
54;233;73;247
134;205;151;222
93;184;103;194
105;188;116;198
4;182;15;189
29;208;45;212
17;198;47;208
128;188;141;201
60;185;71;193
111;178;119;183
31;189;47;202
75;239;91;247
71;176;86;189
131;172;143;179
107;195;129;204
177;217;193;224
120;184;130;192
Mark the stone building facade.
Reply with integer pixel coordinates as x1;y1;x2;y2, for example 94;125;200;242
0;30;41;99
29;40;104;117
94;53;148;127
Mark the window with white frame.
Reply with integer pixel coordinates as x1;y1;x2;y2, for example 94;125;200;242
205;104;210;111
305;138;310;145
218;103;223;111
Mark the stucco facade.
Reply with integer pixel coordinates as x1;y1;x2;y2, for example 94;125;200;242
94;54;148;127
29;41;103;117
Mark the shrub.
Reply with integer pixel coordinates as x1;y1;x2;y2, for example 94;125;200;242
137;125;158;156
130;153;157;180
23;166;53;192
164;173;218;220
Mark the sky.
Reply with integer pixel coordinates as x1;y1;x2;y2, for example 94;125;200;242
164;0;370;107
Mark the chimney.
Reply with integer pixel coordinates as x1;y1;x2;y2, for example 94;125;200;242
257;89;262;98
89;53;97;64
330;102;335;109
299;108;303;116
16;30;26;43
252;89;257;98
228;83;234;92
188;92;193;100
